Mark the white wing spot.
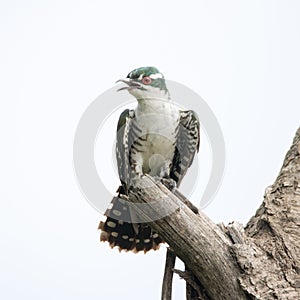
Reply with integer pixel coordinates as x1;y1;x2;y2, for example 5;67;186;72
129;238;134;242
111;232;118;237
144;239;150;243
152;233;159;238
122;235;129;240
118;198;126;204
174;171;181;177
107;221;116;228
113;209;122;216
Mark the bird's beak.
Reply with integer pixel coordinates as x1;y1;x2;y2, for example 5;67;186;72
116;78;141;91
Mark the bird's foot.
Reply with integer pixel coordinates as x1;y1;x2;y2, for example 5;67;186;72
160;178;177;192
151;175;162;183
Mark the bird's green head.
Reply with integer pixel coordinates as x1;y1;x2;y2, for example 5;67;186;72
117;66;169;100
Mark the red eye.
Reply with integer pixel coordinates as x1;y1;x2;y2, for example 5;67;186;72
142;76;152;85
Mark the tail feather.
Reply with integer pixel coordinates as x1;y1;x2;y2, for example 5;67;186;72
99;188;163;253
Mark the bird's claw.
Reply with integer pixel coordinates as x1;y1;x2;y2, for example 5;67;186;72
160;178;177;192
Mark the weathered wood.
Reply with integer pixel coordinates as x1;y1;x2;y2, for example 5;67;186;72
127;127;300;300
128;176;248;300
240;128;300;299
184;264;207;300
161;248;176;300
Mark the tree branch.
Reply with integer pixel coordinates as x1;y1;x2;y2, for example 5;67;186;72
240;127;300;298
128;176;248;300
161;248;176;300
127;127;300;300
173;268;209;300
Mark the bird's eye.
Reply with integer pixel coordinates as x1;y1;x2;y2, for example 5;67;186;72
142;76;152;85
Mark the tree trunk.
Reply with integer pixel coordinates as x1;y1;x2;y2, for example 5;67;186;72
128;127;300;300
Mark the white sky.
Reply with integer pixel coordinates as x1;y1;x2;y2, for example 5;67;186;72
2;1;300;299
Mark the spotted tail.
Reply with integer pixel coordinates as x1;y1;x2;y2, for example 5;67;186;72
99;186;163;253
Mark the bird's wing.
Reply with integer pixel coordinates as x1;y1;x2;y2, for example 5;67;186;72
99;108;164;253
115;109;135;192
170;110;200;187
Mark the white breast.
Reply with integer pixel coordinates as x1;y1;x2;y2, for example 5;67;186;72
132;99;180;177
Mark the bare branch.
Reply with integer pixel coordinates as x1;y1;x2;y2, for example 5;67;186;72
161;248;176;300
238;128;300;299
173;268;209;300
128;176;248;300
126;127;300;299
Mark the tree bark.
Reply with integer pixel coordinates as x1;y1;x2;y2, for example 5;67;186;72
129;179;248;299
128;127;300;300
161;248;176;300
241;127;300;299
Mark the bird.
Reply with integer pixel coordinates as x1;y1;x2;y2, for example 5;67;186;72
99;66;200;253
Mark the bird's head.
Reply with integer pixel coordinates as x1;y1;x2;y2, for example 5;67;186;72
117;66;169;100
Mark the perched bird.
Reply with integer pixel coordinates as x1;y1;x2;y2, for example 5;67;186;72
99;67;200;252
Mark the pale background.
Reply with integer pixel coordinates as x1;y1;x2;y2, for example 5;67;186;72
2;0;300;299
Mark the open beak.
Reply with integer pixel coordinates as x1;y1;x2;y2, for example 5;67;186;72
116;79;142;91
